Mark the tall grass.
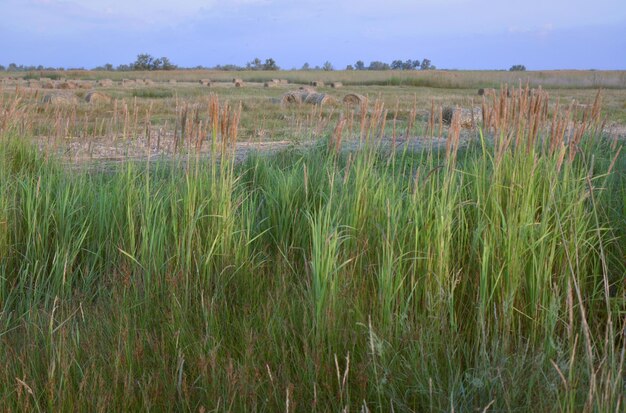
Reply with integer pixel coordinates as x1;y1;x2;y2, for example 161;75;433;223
0;90;624;411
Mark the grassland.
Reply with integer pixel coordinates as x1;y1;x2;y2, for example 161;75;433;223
0;71;624;411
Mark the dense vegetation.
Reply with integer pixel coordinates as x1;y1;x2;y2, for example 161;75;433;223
0;86;623;411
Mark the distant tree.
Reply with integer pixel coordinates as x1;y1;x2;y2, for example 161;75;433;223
151;57;163;70
355;60;365;70
247;57;263;70
391;60;403;70
117;64;131;71
368;61;390;70
263;58;279;70
160;57;176;70
8;63;17;71
509;64;526;71
301;62;310;70
404;59;420;70
132;53;154;70
322;61;334;71
420;58;432;70
346;64;354;70
0;65;5;71
215;64;243;71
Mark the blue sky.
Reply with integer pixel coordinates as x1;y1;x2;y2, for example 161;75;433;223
1;0;625;70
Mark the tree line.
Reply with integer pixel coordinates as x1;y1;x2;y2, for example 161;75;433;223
1;54;528;72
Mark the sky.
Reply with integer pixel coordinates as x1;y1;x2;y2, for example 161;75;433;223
1;0;625;70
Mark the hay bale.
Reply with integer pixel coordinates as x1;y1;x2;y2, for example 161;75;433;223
330;82;343;89
144;79;154;85
234;80;244;88
41;93;77;105
232;78;243;84
28;80;41;88
77;81;93;89
199;79;212;86
122;79;135;87
169;79;177;84
41;80;55;89
440;106;481;129
97;79;114;87
343;93;366;106
441;107;455;125
56;81;76;90
304;93;336;106
479;88;496;98
281;90;310;105
310;80;324;87
279;79;289;84
264;81;278;88
298;85;317;93
85;91;111;105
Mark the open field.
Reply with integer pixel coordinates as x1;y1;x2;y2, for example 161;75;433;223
0;70;625;411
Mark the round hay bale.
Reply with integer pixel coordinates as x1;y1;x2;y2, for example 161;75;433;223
56;81;76;90
304;93;336;106
97;79;114;87
232;78;243;84
480;88;496;98
41;80;55;89
77;81;93;89
440;107;481;128
144;79;154;85
122;79;135;87
264;81;278;88
85;91;111;105
279;79;289;84
441;107;454;125
310;80;324;87
330;82;343;89
281;90;310;105
234;80;244;88
343;93;366;106
169;79;177;84
41;93;77;105
298;85;317;93
199;79;212;86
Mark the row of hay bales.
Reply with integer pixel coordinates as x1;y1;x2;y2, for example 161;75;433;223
27;79;94;90
20;78;119;90
280;88;366;106
309;81;343;88
310;81;324;87
478;87;548;99
41;91;112;105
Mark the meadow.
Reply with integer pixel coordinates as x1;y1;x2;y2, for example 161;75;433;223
0;70;624;411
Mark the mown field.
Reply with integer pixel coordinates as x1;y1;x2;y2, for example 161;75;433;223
0;71;624;411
